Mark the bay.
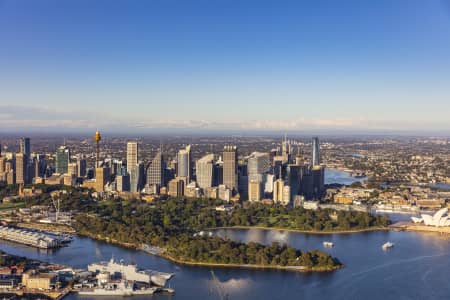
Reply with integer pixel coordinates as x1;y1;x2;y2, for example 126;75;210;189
2;227;450;299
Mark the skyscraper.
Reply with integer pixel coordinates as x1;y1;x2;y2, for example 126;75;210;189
126;141;138;174
285;164;302;201
116;174;130;192
130;162;144;193
196;154;215;190
15;153;26;184
0;156;5;175
77;157;87;177
55;146;70;174
273;178;284;204
247;152;270;182
177;145;191;182
223;145;238;192
146;151;165;189
312;165;325;199
168;177;185;198
68;163;77;177
95;167;111;192
248;180;262;202
312;137;320;167
19;137;30;159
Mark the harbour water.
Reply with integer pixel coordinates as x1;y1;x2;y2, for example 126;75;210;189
325;169;367;185
2;229;450;299
429;183;450;190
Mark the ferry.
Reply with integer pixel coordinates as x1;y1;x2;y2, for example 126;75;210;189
323;241;334;248
382;242;394;250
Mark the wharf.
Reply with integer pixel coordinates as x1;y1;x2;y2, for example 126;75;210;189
0;290;71;300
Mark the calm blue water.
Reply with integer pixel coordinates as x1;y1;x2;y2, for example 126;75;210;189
325;169;367;185
2;227;450;300
429;183;450;190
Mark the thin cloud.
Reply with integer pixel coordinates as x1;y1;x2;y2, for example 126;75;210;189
0;105;448;132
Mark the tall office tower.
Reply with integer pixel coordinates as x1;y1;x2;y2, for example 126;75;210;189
177;145;192;182
281;134;289;156
299;167;314;200
0;156;5;174
110;159;125;176
223;145;238;192
130;162;144;193
168;177;185;198
126;141;138;174
19;137;31;159
312;165;325;199
282;185;291;206
77;157;87;177
214;159;223;186
196;154;215;190
264;174;274;194
116;174;130;192
95;167;111;192
5;161;13;173
273;178;285;204
15;153;26;184
285;164;302;200
32;157;39;179
147;151;165;189
68;163;78;177
27;159;35;183
36;155;47;178
0;156;5;183
6;170;15;185
93;130;102;168
248;180;262;202
55;146;70;174
247;152;270;182
312;137;320;167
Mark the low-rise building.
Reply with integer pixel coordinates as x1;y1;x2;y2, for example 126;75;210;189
22;271;59;290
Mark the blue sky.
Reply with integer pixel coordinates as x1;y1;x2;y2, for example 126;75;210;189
1;0;450;133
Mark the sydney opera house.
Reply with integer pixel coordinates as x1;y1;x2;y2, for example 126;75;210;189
411;208;450;227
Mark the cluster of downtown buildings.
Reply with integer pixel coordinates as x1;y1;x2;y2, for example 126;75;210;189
0;134;325;205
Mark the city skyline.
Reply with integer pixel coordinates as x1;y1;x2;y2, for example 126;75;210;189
1;0;450;133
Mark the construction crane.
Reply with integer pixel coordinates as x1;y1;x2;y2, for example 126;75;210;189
51;197;60;223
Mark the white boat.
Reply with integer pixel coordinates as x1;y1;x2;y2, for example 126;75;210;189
323;241;334;248
382;242;394;250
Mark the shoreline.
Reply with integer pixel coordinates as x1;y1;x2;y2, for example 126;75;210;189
390;222;450;235
209;225;389;235
157;252;343;272
77;231;343;273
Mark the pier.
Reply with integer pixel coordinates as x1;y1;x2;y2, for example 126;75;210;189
0;226;63;249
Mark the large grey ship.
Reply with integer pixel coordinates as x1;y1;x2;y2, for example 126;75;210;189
87;257;174;287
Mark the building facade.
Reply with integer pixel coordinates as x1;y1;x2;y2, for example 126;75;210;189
223;145;238;192
196;154;215;190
